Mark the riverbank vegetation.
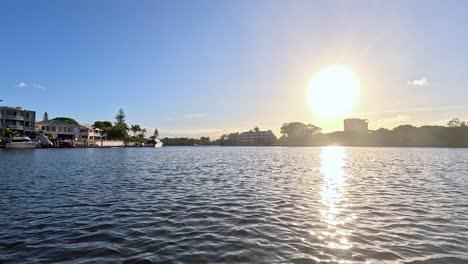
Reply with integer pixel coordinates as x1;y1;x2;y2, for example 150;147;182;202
92;109;149;145
86;111;468;148
161;137;211;146
276;118;468;147
214;118;468;147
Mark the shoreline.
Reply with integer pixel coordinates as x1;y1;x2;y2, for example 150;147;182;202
3;145;468;149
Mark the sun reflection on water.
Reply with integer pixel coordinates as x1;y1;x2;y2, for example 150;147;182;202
318;146;353;251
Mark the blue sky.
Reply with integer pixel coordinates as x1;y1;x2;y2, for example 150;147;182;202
2;0;468;138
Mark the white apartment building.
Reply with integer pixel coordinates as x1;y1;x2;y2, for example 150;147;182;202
0;106;36;135
227;130;277;145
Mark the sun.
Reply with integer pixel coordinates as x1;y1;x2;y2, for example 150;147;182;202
308;66;359;117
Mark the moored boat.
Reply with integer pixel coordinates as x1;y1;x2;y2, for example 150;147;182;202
5;136;38;149
145;138;163;148
153;138;163;148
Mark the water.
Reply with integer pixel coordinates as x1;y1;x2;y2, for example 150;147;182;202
1;147;468;263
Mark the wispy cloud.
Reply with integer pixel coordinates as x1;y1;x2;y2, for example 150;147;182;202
356;105;468;116
408;77;429;87
32;84;46;90
376;115;411;125
16;82;46;90
183;113;206;119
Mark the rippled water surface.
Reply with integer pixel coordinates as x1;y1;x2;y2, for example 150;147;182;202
1;147;468;263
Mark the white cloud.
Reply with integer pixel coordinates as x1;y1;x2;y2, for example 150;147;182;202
408;77;429;87
16;82;28;88
183;113;206;119
16;82;46;90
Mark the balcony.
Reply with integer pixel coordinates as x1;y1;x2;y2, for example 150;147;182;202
7;125;24;130
4;115;24;121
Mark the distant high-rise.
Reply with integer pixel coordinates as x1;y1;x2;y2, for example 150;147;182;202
344;118;368;133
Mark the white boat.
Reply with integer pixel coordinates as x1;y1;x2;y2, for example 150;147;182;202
5;136;38;149
145;138;163;148
154;138;163;148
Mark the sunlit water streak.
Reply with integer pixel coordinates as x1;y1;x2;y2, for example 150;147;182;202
1;147;468;263
319;147;353;254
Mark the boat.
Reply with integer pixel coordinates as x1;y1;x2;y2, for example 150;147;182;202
145;138;163;148
5;136;38;149
154;138;163;148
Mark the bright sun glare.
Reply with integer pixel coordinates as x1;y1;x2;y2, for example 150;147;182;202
308;66;359;117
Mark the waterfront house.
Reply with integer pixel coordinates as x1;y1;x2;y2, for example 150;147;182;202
79;125;104;141
0;106;36;136
35;118;81;140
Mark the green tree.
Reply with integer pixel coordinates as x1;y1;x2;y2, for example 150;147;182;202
135;134;145;146
43;112;49;121
54;117;79;125
106;109;129;140
279;122;322;146
141;128;147;138
447;118;467;127
152;128;159;139
93;121;104;130
102;121;113;135
199;136;211;145
130;124;141;137
115;109;126;127
3;128;20;138
102;121;113;129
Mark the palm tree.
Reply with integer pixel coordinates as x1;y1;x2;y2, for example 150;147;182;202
141;128;147;138
130;125;141;137
4;128;20;138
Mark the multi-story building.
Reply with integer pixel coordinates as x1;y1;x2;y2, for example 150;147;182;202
35;118;81;140
36;118;105;141
0;106;36;135
79;125;104;141
227;130;277;145
344;118;368;133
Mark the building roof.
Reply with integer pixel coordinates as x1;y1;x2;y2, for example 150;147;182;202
0;106;34;112
344;118;368;122
79;124;103;131
36;118;81;127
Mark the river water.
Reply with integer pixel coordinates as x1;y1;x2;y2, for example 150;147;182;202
1;147;468;263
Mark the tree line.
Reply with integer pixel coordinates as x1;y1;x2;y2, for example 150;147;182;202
203;119;468;147
161;137;211;146
5;106;466;148
88;112;468;147
275;119;468;147
92;109;158;145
